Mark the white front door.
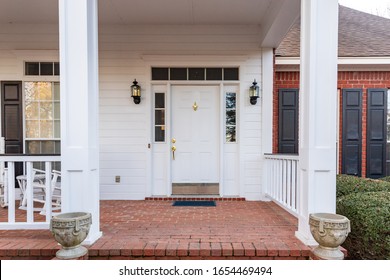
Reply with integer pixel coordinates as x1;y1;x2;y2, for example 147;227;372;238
171;86;220;191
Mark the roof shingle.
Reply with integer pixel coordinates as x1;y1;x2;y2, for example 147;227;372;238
276;5;390;57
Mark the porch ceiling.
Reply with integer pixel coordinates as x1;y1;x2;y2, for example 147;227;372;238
0;0;300;47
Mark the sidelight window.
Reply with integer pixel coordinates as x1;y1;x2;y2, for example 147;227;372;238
225;92;237;143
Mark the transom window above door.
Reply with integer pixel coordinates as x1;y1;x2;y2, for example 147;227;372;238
151;67;239;81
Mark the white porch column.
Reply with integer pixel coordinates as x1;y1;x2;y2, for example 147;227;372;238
59;0;101;244
296;0;339;245
261;48;274;200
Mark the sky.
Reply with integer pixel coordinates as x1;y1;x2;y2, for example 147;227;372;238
338;0;390;18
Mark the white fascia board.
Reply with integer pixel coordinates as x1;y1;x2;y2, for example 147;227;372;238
276;56;390;71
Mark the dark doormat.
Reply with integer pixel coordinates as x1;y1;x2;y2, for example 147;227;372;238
172;201;216;207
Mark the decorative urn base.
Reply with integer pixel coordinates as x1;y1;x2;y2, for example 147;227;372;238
50;212;92;260
309;213;350;260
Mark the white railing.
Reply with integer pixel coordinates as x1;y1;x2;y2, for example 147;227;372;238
264;153;299;217
0;155;61;229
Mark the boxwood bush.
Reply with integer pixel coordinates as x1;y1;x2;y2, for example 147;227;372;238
378;176;390;183
336;191;390;259
336;174;390;198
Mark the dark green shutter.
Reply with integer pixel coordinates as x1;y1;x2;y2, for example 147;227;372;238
1;81;24;179
342;89;362;176
278;89;299;154
366;88;387;178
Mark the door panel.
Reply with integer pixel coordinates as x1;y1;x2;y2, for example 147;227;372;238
342;89;362;176
367;88;387;178
171;86;219;185
278;89;299;154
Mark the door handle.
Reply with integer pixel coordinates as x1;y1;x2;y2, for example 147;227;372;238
171;146;176;160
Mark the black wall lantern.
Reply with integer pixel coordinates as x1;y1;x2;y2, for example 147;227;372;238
249;79;260;105
131;79;141;104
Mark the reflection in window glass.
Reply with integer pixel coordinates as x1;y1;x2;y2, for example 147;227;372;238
226;126;236;142
25;82;61;154
226;92;237;142
155;92;166;142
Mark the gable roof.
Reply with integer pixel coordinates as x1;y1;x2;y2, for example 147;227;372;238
276;5;390;57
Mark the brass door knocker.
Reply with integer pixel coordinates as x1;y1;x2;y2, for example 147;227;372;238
192;102;198;111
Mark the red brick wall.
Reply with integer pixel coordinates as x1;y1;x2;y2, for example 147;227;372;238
274;71;390;177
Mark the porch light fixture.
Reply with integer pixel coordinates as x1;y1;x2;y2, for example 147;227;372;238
249;79;260;105
131;79;141;104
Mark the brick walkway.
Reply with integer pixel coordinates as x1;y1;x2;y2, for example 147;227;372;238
0;200;311;260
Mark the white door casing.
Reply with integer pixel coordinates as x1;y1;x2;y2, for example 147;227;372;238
171;86;220;183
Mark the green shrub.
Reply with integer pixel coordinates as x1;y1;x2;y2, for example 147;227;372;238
336;174;390;198
378;176;390;183
336;191;390;260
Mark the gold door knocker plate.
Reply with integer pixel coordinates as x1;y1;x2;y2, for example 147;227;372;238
192;102;198;111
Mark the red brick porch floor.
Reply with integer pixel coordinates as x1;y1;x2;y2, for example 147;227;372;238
0;200;311;260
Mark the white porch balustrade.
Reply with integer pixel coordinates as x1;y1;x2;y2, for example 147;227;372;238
264;153;300;217
0;155;61;229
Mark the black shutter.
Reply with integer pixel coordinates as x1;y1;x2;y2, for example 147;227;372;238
1;81;24;177
367;88;387;178
342;89;362;176
278;89;299;154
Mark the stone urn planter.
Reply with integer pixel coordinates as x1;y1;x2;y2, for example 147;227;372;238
309;213;350;260
50;212;92;259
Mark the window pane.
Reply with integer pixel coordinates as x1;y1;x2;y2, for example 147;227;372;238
40;120;54;138
155;126;165;142
189;68;205;80
155;92;165;108
26;120;40;138
152;68;169;80
25;62;39;75
25;101;39;120
224;68;239;80
155;110;165;125
226;110;236;125
41;141;55;154
226;126;236;142
170;68;187;80
206;68;222;80
40;102;53;119
40;62;53;75
54;63;60;75
54;120;61;138
26;141;41;154
38;82;52;100
25;82;39;101
53;82;60;100
54;102;60;119
226;93;236;109
55;141;61;154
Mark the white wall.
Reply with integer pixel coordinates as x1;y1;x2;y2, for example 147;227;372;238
0;23;265;200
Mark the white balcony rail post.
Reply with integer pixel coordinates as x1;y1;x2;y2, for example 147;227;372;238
26;162;34;223
7;162;15;223
44;162;52;220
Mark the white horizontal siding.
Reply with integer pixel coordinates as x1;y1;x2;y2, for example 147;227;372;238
238;55;263;200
